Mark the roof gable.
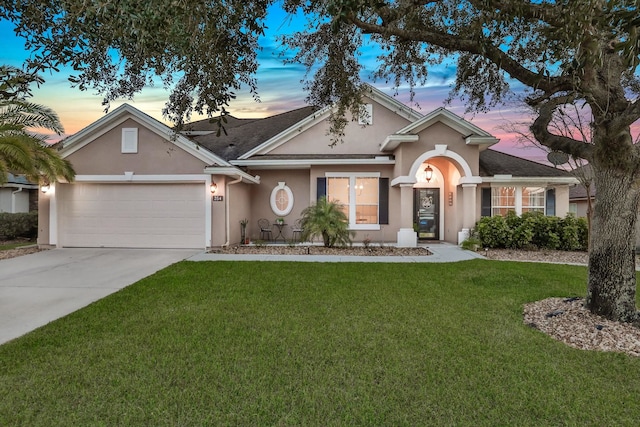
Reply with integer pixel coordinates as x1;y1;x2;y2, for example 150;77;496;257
238;85;423;160
60;104;231;166
381;108;499;151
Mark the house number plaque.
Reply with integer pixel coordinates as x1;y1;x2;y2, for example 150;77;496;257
212;195;224;201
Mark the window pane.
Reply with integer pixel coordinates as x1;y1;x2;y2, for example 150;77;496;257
327;177;350;221
522;187;545;213
355;177;378;224
491;187;515;216
275;188;289;211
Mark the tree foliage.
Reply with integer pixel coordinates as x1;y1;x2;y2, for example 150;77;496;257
0;0;269;128
0;66;75;184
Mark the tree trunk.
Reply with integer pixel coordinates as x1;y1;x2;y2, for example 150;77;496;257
586;166;640;323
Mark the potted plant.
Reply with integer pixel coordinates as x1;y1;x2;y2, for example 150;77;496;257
276;217;284;225
239;218;248;244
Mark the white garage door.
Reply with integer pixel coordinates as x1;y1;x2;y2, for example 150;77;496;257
59;183;206;248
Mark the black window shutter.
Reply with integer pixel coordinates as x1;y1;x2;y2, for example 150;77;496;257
481;188;492;217
317;177;326;200
379;178;389;224
546;188;556;216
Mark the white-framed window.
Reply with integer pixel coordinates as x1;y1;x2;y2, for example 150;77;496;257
270;182;294;216
326;172;380;230
121;128;138;153
491;186;516;216
521;187;545;213
491;186;546;216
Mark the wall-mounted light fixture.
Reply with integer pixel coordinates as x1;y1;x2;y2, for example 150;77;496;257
210;182;218;194
41;183;50;194
424;164;433;183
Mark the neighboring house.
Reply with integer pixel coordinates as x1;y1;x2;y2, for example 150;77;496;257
568;164;594;218
569;183;594;218
1;174;38;213
37;86;577;249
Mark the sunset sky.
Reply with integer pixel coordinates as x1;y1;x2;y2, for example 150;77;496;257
4;7;634;165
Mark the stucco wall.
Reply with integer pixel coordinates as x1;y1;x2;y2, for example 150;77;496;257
247;169;311;242
66;118;207;175
226;179;252;246
37;190;51;246
394;122;480;178
269;98;413;156
554;186;570;217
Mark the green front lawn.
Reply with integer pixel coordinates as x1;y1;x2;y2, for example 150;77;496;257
1;260;639;425
0;239;35;250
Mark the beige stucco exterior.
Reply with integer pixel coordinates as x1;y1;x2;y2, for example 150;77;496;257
67;118;208;175
38;91;577;249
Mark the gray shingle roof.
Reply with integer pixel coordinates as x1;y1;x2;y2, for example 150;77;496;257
479;149;573;177
188;106;320;161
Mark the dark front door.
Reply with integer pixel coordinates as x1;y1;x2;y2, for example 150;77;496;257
414;188;440;240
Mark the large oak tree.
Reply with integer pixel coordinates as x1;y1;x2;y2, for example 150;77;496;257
2;0;639;322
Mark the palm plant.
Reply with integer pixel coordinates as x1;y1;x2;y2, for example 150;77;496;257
0;66;75;185
300;197;355;247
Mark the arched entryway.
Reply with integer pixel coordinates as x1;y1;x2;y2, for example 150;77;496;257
394;145;482;247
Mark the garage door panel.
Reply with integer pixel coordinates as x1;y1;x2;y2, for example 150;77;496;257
59;183;206;248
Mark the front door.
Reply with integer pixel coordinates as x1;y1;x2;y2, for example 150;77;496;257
414;188;440;240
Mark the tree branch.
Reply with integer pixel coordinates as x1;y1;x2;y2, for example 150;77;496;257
468;0;563;27
347;14;571;94
530;99;594;160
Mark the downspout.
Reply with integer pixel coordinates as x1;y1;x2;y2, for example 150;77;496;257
11;187;23;213
222;176;243;247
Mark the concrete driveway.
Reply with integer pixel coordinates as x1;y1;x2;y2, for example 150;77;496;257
0;248;200;345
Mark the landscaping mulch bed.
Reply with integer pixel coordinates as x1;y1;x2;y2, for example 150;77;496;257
0;239;43;260
524;297;640;357
211;244;433;256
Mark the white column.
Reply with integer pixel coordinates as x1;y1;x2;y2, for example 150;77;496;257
397;184;417;247
458;183;477;244
49;182;58;247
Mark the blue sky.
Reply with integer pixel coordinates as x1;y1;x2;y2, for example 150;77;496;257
0;9;567;163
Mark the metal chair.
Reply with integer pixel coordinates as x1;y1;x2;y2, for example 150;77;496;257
258;218;273;241
291;218;303;242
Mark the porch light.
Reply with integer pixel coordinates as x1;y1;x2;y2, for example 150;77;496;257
424;165;433;183
41;183;50;194
210;182;218;194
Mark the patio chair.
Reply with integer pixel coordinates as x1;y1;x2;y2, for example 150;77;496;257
291;218;304;242
258;218;273;241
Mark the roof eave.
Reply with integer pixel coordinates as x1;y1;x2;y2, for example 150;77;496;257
466;136;500;146
204;166;261;184
482;176;579;184
380;134;420;151
231;157;396;169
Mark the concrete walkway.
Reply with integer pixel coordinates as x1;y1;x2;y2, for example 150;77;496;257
0;248;198;345
187;242;485;263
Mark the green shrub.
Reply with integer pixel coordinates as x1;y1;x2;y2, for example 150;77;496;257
476;215;511;248
525;213;561;249
560;214;588;251
475;212;588;251
0;211;38;239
